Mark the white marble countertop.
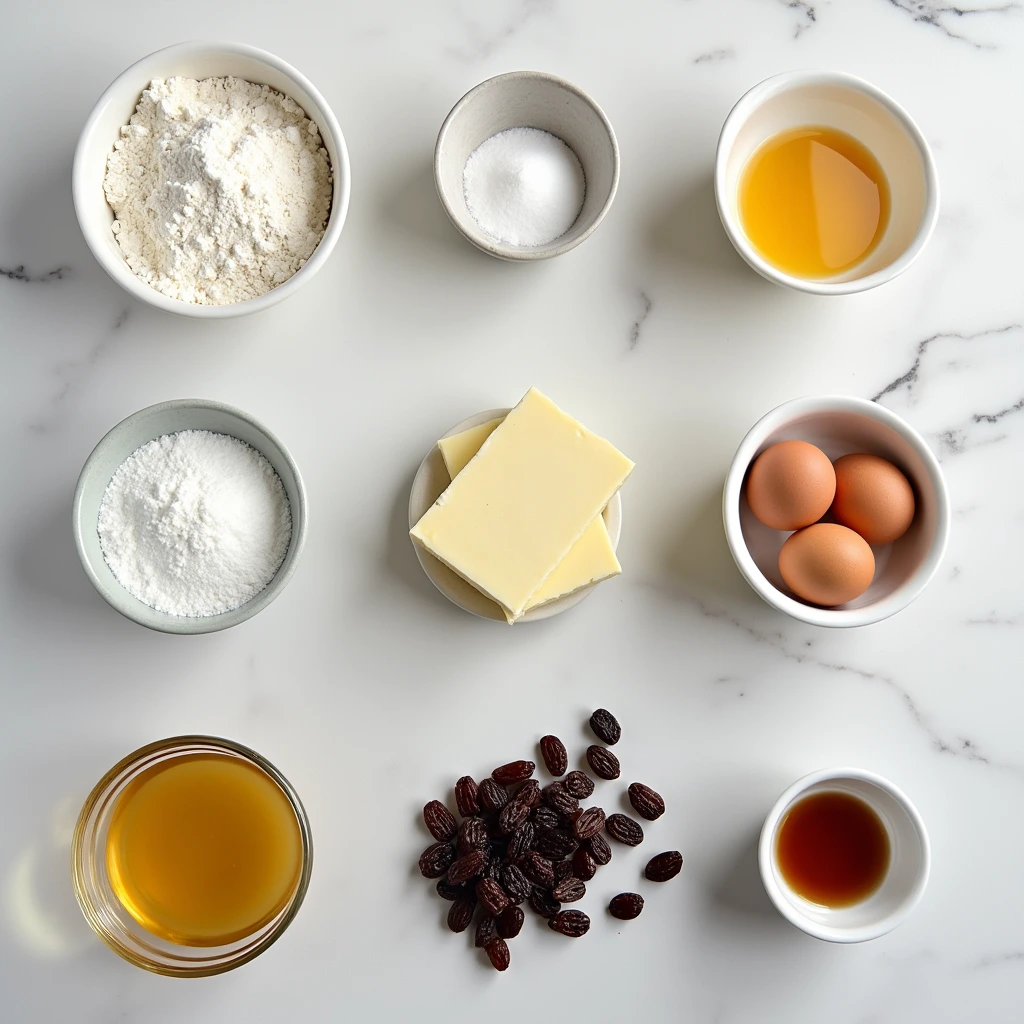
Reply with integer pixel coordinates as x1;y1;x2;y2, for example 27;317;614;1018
2;1;1023;1021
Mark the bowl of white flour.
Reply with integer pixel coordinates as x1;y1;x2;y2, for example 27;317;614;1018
73;41;350;317
73;399;307;633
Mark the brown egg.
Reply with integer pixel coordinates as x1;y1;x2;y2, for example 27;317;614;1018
831;453;916;544
779;524;875;607
746;440;836;531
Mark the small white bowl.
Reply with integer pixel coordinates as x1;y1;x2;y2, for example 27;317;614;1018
722;396;949;628
715;71;938;295
408;409;622;622
73;41;351;318
434;71;619;261
73;399;307;634
759;768;930;943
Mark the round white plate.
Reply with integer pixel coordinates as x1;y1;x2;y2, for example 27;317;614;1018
408;408;622;622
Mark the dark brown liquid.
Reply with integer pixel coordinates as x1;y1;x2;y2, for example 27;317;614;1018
776;791;890;907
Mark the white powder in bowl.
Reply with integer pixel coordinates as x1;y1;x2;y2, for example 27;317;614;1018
462;127;585;247
103;75;333;305
98;430;292;617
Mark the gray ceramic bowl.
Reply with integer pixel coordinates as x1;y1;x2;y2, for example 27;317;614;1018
73;400;307;634
434;71;619;260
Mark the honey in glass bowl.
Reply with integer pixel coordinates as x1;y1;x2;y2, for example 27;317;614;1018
106;752;303;946
72;736;312;976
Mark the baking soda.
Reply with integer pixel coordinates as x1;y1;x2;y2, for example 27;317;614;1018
98;430;292;617
463;128;585;247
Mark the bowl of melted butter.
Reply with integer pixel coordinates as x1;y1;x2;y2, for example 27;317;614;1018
715;71;938;295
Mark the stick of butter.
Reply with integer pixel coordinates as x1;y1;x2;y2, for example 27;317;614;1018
411;388;634;621
439;416;621;617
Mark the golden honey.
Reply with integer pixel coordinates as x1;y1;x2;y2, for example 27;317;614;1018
105;752;303;946
739;126;890;278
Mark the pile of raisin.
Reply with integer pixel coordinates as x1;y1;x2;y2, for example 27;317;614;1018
417;709;683;970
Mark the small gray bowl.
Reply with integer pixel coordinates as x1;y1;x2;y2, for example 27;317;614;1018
73;399;307;634
434;71;619;260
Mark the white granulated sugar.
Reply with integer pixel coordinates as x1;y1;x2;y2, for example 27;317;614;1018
463;127;585;247
98;430;292;618
103;76;333;305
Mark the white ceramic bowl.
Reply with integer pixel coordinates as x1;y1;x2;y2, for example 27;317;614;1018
759;768;930;943
408;409;622;622
73;41;351;318
715;71;938;295
723;396;949;628
73;399;307;634
434;71;619;261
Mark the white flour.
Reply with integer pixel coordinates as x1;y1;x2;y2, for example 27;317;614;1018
104;76;332;305
98;430;292;617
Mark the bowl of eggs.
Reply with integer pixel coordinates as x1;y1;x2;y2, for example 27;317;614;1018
723;396;949;627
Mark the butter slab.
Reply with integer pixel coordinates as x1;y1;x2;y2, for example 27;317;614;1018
411;388;633;620
439;416;621;615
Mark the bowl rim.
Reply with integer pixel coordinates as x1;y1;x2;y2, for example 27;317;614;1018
714;69;940;295
433;69;620;261
72;39;351;318
758;766;931;943
722;395;950;628
72;398;308;634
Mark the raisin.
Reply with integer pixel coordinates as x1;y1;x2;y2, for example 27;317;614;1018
478;778;508;813
565;770;596;799
498;799;531;835
457;816;488;855
542;782;579;817
492;760;536;785
454;775;480;817
606;813;644;846
553;858;574;884
645;850;684;882
589;708;621;745
586;745;620;781
483;855;503;881
418;841;455;879
507;822;534;860
475;914;497;948
532;805;565;832
422;800;458;842
485;936;510;971
548;910;590;937
551;877;586;903
476;878;510;917
496;904;524;940
628;782;666;821
512;778;541;808
520;851;555;888
609;893;644;920
587;832;612;865
501;863;532;904
528;886;561;918
447;848;487;884
535;829;578;860
539;735;568;777
447;897;476;932
572;806;606;840
436;878;471;902
572;847;597;881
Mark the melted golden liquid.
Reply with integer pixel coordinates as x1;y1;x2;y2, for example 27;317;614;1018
106;753;302;946
739;126;890;278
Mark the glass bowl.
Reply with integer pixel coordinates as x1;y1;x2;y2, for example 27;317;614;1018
71;736;312;977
